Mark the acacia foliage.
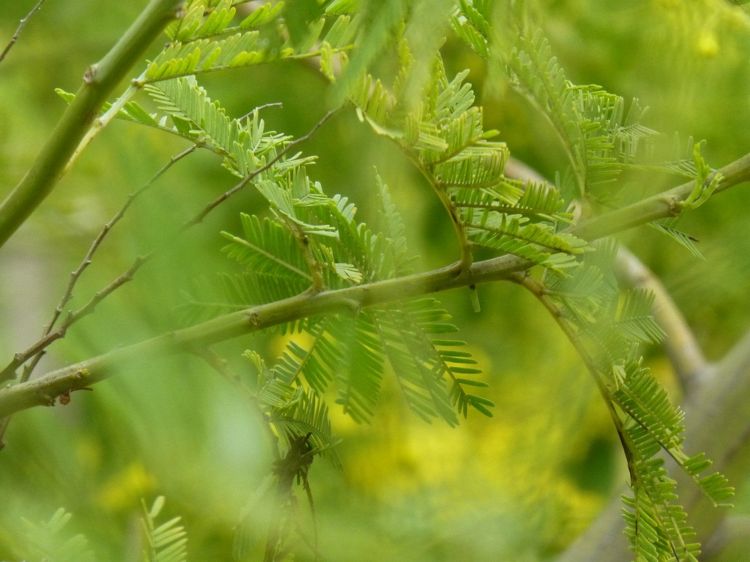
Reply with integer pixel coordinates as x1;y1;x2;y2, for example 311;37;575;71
11;1;740;560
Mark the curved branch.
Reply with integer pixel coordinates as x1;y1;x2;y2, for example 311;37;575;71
614;246;711;391
558;327;750;561
0;0;185;248
505;156;714;391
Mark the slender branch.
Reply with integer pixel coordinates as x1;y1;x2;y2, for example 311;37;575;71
409;155;473;271
2;150;750;419
572;152;750;241
0;256;517;417
559;327;750;562
511;273;626;426
0;107;334;384
64;74;146;176
0;146;197;383
614;246;711;391
0;0;46;65
0;0;185;249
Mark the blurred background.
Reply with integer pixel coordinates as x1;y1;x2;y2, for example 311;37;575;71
1;1;749;560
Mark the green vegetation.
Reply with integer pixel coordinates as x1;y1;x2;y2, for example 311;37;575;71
1;1;750;560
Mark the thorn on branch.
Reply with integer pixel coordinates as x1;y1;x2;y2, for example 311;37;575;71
248;312;261;328
57;386;93;406
83;64;99;85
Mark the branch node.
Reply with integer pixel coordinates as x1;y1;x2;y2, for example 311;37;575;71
248;312;261;328
83;64;99;85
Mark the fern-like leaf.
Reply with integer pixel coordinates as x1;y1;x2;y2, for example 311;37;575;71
19;508;94;562
141;496;188;562
376;298;493;424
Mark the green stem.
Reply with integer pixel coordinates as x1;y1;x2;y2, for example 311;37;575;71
559;329;750;562
0;0;184;249
2;151;750;418
571;153;750;241
0;0;47;65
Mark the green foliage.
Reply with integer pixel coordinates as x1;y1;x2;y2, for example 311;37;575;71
345;42;589;270
141;497;188;562
144;0;347;82
502;27;658;201
442;6;735;557
539;251;733;560
248;349;339;459
3;0;746;560
15;508;94;562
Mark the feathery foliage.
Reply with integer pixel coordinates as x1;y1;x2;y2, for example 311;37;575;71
488;5;659;203
270;168;488;420
4;1;742;560
145;0;351;82
445;5;733;558
343;40;588;270
538;246;733;560
140;497;188;562
16;508;94;562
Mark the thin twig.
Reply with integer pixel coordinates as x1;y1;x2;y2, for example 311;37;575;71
512;272;641;502
405;152;473;272
0;0;46;65
0;147;196;383
0;0;184;248
0;253;151;447
182;108;338;229
559;326;750;562
0;107;336;386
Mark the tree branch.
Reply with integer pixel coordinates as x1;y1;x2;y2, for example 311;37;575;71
572;152;750;241
0;0;185;248
0;0;46;65
1;105;327;383
1;150;749;419
504;156;713;391
614;246;711;391
558;326;750;561
0;146;197;384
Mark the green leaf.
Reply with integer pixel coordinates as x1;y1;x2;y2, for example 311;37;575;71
649;221;704;259
140;497;187;562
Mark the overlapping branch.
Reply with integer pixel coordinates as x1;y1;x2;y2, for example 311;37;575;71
615;246;711;390
558;327;750;562
504;156;711;391
1;149;749;418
